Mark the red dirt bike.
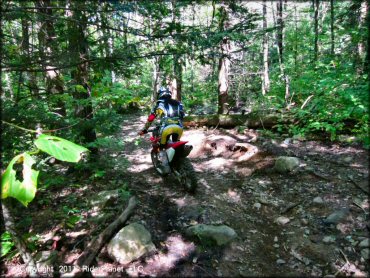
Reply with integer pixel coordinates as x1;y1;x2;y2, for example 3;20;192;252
146;126;198;193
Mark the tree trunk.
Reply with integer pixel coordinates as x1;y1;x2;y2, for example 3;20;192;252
330;0;335;55
217;5;230;114
261;0;270;95
365;0;370;74
313;0;319;62
272;1;290;105
276;0;284;64
36;0;66;116
171;0;182;101
152;56;161;102
68;1;97;148
2;201;38;277
20;3;38;96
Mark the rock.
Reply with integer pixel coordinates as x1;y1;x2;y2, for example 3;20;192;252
90;189;122;210
253;203;261;210
343;156;353;163
186;224;237;246
359;238;369;248
274;156;300;173
301;218;309;225
35;250;58;270
276;216;290;225
322;235;336;244
361;248;369;260
276;259;286;265
313;197;324;205
107;223;156;264
324;208;350;224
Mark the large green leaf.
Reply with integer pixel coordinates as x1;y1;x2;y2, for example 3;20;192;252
34;134;89;163
1;153;39;207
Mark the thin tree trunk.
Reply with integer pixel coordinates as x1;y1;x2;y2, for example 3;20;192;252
358;1;368;72
313;0;319;62
330;0;335;55
68;1;97;148
171;0;182;101
365;0;370;73
36;0;66;116
20;3;38;96
276;0;284;64
2;201;38;277
217;5;230;114
272;1;290;104
152;56;161;102
261;0;270;95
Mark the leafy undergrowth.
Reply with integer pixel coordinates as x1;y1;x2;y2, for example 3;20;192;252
2;113;369;277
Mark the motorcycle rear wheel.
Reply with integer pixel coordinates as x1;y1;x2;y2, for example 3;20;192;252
177;158;197;193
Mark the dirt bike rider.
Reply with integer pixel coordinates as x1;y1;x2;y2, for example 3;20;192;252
139;87;185;174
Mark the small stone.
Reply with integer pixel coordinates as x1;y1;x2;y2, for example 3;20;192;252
274;156;300;173
186;224;237;246
361;248;369;260
276;216;290;225
343;156;353;163
276;259;286;265
359;238;369;248
273;244;280;248
322;235;336;244
359;265;365;271
324;208;350;224
253;203;261;210
301;219;308;225
313;197;324;204
274;236;278;242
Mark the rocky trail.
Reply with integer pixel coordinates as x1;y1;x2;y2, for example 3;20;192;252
3;113;369;277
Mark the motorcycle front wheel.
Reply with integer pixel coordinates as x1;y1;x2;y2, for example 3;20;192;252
151;149;166;176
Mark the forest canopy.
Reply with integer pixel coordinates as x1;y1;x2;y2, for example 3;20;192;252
1;0;369;164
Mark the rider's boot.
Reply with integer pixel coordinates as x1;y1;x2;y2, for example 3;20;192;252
158;150;170;175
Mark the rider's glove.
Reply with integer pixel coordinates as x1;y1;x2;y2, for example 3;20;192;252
138;129;148;136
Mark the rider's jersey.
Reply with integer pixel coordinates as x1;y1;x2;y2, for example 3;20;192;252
145;99;184;130
152;99;184;124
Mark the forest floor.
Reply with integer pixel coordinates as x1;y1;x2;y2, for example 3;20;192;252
3;112;369;277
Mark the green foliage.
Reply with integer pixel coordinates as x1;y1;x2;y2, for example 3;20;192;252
1;232;15;258
1;135;88;206
1;153;39;207
34;134;89;163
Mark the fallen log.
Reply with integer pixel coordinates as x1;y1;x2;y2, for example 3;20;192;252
65;196;138;276
183;113;289;128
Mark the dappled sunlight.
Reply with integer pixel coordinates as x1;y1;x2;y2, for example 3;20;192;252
126;234;195;277
227;188;241;203
171;196;188;208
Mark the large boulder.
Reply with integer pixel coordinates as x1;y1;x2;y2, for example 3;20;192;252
107;223;156;264
274;156;300;173
186;224;237;246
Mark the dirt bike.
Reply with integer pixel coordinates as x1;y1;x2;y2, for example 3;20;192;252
146;126;198;193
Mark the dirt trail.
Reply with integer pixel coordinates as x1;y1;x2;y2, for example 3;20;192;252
3;112;368;277
114;113;369;277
